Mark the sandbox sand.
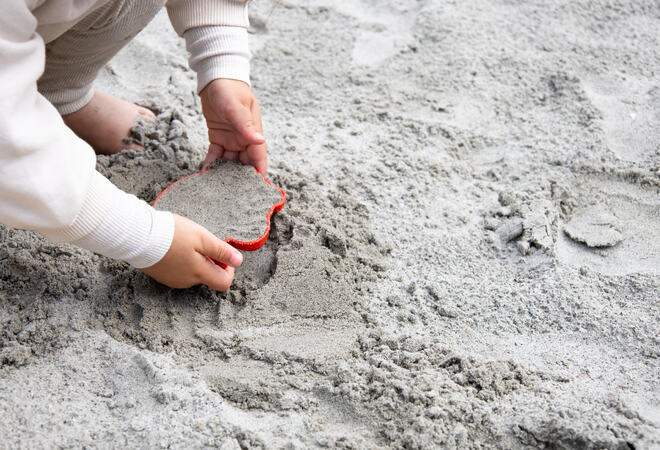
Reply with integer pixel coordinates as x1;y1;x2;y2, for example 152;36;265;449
1;0;659;448
153;161;283;243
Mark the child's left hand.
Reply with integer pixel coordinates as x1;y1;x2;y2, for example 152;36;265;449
199;79;267;174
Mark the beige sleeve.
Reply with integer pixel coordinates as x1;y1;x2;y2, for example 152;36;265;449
0;0;175;269
184;25;250;91
166;0;249;36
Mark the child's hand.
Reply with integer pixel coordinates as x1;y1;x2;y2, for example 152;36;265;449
200;79;267;174
142;214;243;290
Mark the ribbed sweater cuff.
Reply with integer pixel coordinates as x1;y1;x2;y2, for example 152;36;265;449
185;26;251;91
45;172;175;269
167;0;249;36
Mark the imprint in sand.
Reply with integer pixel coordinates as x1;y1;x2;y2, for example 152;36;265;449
153;161;284;244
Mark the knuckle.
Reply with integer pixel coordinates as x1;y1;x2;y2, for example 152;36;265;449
215;243;231;262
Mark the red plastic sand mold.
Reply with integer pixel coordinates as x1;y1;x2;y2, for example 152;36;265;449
152;167;287;254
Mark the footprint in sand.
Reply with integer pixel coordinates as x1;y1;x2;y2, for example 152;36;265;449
310;0;414;66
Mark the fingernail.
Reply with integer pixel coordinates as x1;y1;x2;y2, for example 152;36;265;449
229;252;243;267
254;132;265;141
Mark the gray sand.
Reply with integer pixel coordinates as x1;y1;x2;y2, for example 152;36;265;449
154;161;283;242
563;205;623;248
1;1;659;448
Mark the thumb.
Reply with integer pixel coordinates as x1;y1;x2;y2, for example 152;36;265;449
202;143;224;171
199;230;243;268
226;102;265;145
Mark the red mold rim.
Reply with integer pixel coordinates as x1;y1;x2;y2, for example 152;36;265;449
152;167;287;253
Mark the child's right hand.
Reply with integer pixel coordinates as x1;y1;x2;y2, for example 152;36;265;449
141;214;243;290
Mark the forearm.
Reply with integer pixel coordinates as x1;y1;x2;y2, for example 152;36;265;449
166;0;251;91
69;174;174;269
0;3;173;268
0;116;175;268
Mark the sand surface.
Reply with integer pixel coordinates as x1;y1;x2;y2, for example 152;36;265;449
153;161;283;242
1;0;659;448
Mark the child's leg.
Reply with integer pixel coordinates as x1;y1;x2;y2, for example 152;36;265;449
38;0;166;155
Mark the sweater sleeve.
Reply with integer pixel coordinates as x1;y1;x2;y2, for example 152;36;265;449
184;25;251;91
166;0;249;36
0;0;174;269
166;0;251;90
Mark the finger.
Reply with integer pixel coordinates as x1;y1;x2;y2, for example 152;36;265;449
196;255;235;291
224;150;240;161
208;128;245;150
198;231;243;267
202;144;224;170
252;100;264;135
247;142;268;175
225;102;265;145
238;151;250;167
249;102;267;174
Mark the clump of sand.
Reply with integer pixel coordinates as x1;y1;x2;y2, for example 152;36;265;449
563;205;623;248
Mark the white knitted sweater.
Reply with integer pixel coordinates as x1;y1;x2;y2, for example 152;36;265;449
0;0;251;268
